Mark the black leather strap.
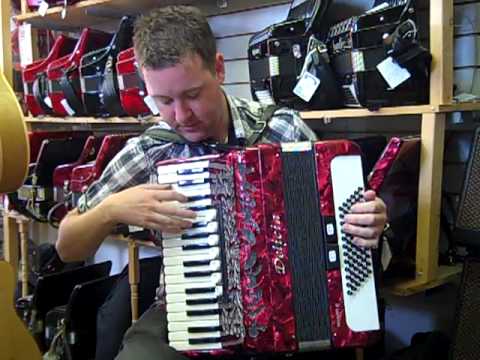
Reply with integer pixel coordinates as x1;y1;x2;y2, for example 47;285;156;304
32;73;53;115
101;56;125;116
59;69;85;116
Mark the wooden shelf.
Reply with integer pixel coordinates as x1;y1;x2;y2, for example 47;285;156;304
300;102;480;120
15;0;289;29
25;116;159;124
388;264;463;296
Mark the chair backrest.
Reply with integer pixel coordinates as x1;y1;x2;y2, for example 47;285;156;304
33;260;112;319
64;274;119;360
456;127;480;232
450;257;480;360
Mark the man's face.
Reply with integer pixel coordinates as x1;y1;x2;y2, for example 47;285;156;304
141;53;227;142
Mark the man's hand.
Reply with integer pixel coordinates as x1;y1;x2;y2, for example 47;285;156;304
342;190;387;249
103;184;197;233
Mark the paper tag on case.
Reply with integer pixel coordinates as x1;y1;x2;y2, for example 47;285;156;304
38;1;49;16
293;71;321;102
60;98;76;116
144;95;160;115
376;56;411;90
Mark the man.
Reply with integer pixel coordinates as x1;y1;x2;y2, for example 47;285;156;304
57;5;387;359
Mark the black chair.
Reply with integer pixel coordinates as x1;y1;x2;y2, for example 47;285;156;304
44;274;119;360
31;260;112;351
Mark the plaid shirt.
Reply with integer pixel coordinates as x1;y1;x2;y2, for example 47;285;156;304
77;95;317;213
76;94;317;304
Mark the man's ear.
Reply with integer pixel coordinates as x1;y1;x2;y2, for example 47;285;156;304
214;52;225;84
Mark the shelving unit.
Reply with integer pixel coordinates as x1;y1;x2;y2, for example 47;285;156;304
1;0;468;304
15;0;290;29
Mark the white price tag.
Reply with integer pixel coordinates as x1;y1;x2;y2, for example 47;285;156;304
38;1;50;17
144;95;160;115
18;23;33;67
60;98;76;116
376;56;411;90
293;71;320;102
44;96;53;109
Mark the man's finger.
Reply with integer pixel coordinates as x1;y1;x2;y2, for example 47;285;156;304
151;189;189;202
343;223;382;240
155;202;197;219
344;213;386;226
350;199;385;214
352;237;379;249
141;183;172;190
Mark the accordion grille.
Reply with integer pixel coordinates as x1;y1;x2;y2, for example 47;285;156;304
281;150;330;348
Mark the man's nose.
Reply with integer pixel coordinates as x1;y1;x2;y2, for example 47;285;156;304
174;100;193;124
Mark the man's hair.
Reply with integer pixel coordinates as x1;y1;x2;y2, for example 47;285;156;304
134;6;217;72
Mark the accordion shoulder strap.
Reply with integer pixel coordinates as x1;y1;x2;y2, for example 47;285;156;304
143;104;278;146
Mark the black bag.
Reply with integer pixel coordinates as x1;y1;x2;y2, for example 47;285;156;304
386;331;450;360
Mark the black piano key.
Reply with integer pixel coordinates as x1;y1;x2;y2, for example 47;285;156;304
183;260;212;267
178;168;206;175
187;195;210;202
186;298;218;306
185;287;216;295
179;232;217;240
178;178;210;186
187;205;213;212
189;337;222;345
188;326;222;333
184;270;215;278
186;309;221;317
182;243;213;251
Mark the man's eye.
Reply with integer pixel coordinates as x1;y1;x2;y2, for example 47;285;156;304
185;91;200;99
157;97;173;105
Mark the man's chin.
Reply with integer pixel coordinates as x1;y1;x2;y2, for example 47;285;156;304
180;132;208;143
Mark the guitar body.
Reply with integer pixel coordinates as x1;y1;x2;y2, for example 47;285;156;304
0;261;41;359
0;72;29;193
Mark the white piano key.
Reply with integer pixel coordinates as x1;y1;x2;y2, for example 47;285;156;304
163;234;219;249
172;183;211;197
164;247;220;267
163;260;221;275
164;244;219;257
163;221;218;240
157;160;212;175
166;286;223;303
167;311;220;322
166;280;222;295
170;341;222;351
168;331;222;342
157;171;211;185
165;272;222;285
168;319;221;333
192;209;217;223
167;301;219;313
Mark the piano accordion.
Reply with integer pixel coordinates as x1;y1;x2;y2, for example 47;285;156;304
155;140;380;354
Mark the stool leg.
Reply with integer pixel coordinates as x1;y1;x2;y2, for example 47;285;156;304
17;219;30;298
128;240;140;322
355;348;364;360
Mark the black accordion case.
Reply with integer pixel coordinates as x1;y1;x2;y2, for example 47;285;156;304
326;0;431;109
248;0;336;110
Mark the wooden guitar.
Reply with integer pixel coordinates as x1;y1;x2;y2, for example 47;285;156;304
0;72;29;193
0;261;41;359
